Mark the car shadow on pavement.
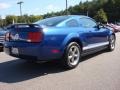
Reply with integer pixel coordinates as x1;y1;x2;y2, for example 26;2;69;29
0;59;66;83
0;50;108;83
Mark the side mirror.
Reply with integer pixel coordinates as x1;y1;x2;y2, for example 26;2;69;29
96;23;104;29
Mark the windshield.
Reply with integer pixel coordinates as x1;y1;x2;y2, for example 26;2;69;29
34;16;69;27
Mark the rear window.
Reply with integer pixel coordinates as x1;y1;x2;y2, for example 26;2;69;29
35;16;69;27
16;25;30;28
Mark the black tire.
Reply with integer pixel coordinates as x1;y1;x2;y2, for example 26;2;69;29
108;35;116;51
0;47;3;52
62;42;81;69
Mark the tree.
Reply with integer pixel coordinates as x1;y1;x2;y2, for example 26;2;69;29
0;16;3;27
5;15;17;25
28;15;43;23
94;9;108;23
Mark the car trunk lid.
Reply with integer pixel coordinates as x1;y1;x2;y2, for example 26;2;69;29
5;24;43;43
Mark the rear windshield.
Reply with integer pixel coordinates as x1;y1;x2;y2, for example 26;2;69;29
34;16;69;27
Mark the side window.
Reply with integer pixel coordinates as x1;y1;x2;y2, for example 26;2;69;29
66;19;79;27
79;18;97;28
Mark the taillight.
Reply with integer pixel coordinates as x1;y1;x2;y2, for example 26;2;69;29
28;32;43;43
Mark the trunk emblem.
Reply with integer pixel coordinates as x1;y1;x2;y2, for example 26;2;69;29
13;34;19;40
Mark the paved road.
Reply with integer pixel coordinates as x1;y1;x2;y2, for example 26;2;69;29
0;33;120;90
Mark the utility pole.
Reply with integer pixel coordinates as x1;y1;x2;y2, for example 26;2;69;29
66;0;68;15
86;0;89;16
17;1;24;16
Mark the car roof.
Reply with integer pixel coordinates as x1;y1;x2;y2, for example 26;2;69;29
54;15;89;19
68;15;89;18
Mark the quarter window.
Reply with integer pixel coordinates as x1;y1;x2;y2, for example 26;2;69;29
66;19;79;27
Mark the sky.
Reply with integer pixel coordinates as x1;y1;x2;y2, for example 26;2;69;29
0;0;91;19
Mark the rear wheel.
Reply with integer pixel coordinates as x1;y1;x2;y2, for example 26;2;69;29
62;42;81;69
108;35;116;51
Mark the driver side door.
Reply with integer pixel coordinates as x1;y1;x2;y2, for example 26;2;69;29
78;18;109;50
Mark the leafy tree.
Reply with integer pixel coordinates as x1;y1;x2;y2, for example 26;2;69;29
5;15;17;25
28;15;43;23
94;9;108;23
0;16;3;27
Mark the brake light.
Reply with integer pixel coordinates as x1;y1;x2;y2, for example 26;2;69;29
28;32;43;43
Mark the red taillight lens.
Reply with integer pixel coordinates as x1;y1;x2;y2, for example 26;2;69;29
28;32;43;43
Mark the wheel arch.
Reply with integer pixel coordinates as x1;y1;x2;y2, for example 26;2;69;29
66;38;83;49
109;32;116;40
60;33;84;55
112;33;116;40
61;37;83;55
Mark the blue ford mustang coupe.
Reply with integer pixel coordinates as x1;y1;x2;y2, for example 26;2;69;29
4;15;116;69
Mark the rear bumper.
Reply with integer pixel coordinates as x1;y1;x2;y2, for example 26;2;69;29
4;43;62;61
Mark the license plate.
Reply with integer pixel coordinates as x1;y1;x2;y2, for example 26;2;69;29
11;48;19;54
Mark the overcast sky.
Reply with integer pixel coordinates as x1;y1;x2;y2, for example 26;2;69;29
0;0;91;18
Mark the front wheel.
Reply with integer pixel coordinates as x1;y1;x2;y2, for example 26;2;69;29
62;42;81;69
108;35;116;51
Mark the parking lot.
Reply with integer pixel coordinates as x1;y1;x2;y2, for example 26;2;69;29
0;33;120;90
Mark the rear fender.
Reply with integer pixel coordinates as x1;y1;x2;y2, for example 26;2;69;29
61;33;83;53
